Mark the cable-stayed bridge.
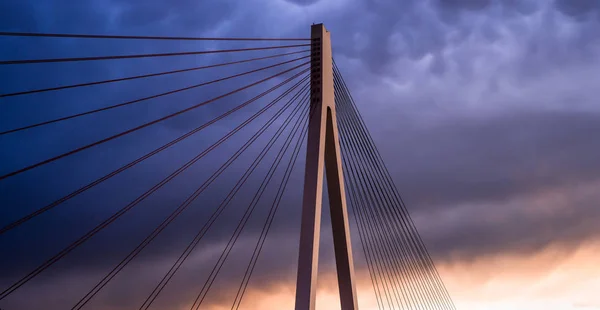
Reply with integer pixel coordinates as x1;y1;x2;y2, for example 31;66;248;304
0;24;455;310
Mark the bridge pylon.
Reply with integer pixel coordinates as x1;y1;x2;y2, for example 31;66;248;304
294;24;359;310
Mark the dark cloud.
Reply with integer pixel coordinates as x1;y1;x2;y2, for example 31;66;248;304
284;0;322;6
0;1;39;30
379;110;600;209
112;0;236;31
438;0;493;11
555;0;600;19
437;0;538;14
418;178;600;263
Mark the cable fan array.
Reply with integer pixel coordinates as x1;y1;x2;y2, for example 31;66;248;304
0;30;456;310
333;60;456;310
0;31;312;310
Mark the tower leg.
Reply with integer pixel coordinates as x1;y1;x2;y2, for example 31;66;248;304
294;23;359;310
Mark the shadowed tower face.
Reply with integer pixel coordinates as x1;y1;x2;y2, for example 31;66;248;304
295;24;359;310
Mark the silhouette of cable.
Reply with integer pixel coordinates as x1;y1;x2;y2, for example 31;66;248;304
334;74;445;310
338;99;440;310
0;70;309;301
141;91;311;310
333;62;456;310
0;50;309;98
335;76;443;310
335;87;417;310
189;94;311;310
339;108;442;310
337;99;408;310
73;84;311;310
340;149;385;310
0;75;308;236
337;85;449;310
139;89;309;310
0;31;310;41
338;90;414;310
328;88;396;309
342;152;387;310
0;55;309;135
0;62;309;181
332;65;450;308
231;99;312;310
335;79;438;310
336;101;409;310
0;44;311;65
344;156;396;310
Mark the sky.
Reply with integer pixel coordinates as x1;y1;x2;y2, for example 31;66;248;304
1;0;600;309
